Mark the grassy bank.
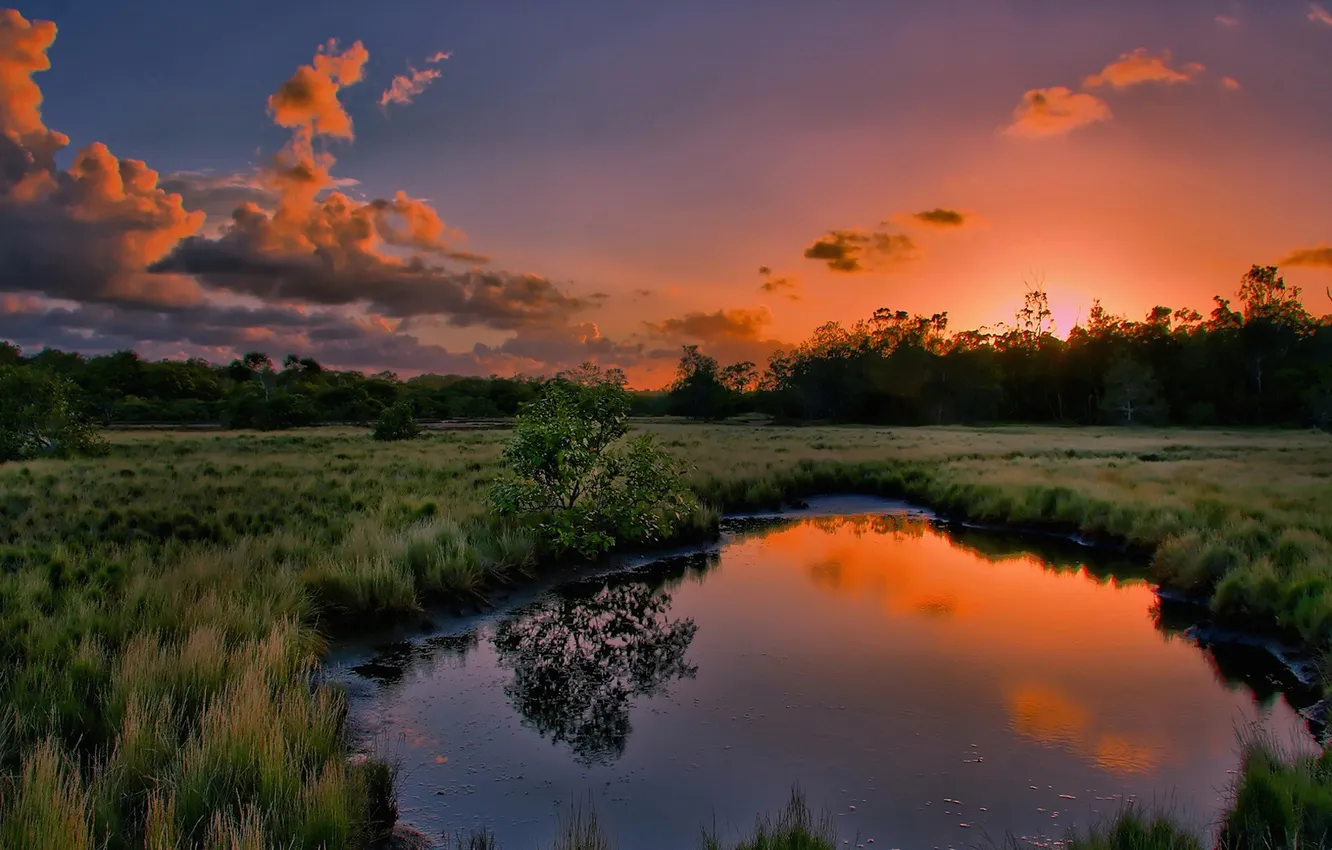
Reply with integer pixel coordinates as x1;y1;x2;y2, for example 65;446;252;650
0;424;1329;847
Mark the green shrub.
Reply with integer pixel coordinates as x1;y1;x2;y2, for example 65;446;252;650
489;367;697;558
0;368;105;463
371;402;421;442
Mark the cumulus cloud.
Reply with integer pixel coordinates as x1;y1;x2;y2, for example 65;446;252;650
150;39;582;329
1311;3;1332;26
1004;86;1112;138
1083;48;1204;89
426;51;452;64
803;228;918;273
0;8;65;179
0;13;623;377
757;266;801;300
911;208;967;228
0;10;206;306
1280;246;1332;268
267;39;368;140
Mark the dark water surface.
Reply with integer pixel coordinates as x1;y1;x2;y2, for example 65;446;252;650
331;498;1315;850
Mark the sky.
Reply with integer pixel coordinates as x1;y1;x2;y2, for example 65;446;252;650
1;0;1330;387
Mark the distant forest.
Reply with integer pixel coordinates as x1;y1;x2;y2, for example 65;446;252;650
4;265;1330;429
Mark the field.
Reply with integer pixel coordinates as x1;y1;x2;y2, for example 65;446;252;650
1;423;1331;848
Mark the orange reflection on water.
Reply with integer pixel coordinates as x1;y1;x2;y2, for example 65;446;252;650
1005;682;1162;775
735;516;1216;778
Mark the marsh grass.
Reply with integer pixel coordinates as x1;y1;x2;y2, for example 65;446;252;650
1057;808;1205;850
703;789;837;850
1;424;1331;847
1218;731;1332;849
550;800;615;850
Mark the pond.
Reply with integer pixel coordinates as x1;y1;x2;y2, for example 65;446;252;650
331;497;1317;850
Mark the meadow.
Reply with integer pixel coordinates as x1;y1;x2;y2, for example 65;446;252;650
1;423;1331;848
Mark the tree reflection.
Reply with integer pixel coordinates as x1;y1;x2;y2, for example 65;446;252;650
493;580;698;765
351;631;479;695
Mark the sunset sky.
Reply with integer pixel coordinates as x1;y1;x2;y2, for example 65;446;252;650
1;0;1330;386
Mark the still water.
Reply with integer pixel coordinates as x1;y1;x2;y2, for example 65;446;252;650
333;498;1315;850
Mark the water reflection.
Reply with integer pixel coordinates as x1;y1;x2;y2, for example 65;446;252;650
493;581;698;764
1005;682;1163;775
338;507;1315;850
351;632;479;692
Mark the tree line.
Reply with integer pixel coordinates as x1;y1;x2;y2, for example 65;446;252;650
659;265;1332;427
2;264;1330;432
0;345;547;430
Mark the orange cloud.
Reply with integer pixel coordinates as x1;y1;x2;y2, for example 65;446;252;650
154;41;579;327
1003;86;1111;138
0;8;66;168
267;39;368;140
1221;76;1242;91
1280;246;1332;268
1310;3;1332;26
426;50;452;64
0;10;204;306
645;307;772;341
380;66;442;108
1083;49;1204;89
803;228;918;273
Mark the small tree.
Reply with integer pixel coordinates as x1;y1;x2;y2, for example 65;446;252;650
490;366;696;558
0;367;106;462
372;400;421;441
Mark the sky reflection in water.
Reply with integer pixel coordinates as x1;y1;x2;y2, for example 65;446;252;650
339;509;1313;849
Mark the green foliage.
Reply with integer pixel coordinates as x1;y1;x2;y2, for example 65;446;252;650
490;368;696;557
0;367;105;463
371;401;421;442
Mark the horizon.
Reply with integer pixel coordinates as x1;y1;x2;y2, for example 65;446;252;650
2;1;1331;389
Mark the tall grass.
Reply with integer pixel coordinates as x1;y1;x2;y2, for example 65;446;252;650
703;789;837;850
1218;732;1332;848
1059;809;1204;850
0;424;1330;847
